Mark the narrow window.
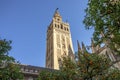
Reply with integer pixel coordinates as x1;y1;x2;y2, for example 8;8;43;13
61;24;63;29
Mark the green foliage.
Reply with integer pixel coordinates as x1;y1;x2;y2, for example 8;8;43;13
76;51;115;80
106;69;120;80
38;0;120;79
82;0;120;79
38;70;66;80
61;57;77;80
83;0;120;51
38;58;77;80
38;51;120;80
0;39;23;80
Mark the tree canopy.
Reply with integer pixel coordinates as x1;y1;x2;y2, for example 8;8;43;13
0;39;23;80
38;46;120;80
39;52;120;80
83;0;120;52
38;0;120;80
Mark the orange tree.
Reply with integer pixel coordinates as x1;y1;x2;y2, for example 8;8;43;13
38;57;77;80
75;49;120;80
38;0;120;79
83;0;120;53
0;39;23;80
38;47;120;80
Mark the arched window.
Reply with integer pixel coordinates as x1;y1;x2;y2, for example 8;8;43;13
55;24;57;27
61;24;63;29
57;18;60;21
67;28;69;31
64;27;66;31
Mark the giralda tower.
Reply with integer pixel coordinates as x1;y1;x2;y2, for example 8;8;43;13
46;9;74;70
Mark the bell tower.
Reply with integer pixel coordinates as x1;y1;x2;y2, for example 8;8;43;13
46;9;74;70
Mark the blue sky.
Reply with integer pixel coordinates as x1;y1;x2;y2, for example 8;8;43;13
0;0;93;67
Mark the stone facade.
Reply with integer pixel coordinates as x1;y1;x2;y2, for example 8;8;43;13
20;9;74;79
19;9;120;79
98;47;120;69
20;64;54;80
46;9;74;70
91;39;120;69
77;39;120;69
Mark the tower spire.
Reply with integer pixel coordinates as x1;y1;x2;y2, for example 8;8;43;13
46;9;74;70
53;8;61;18
91;38;96;53
91;38;95;47
81;42;87;53
77;40;81;52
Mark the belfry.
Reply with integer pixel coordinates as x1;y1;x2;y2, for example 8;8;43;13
46;9;74;69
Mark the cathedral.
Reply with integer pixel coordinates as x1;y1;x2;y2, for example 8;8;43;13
20;9;120;79
91;39;120;69
20;9;74;79
46;9;74;70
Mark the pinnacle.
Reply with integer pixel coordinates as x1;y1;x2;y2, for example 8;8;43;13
53;8;61;18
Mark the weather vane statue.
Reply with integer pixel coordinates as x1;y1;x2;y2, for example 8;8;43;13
56;8;59;11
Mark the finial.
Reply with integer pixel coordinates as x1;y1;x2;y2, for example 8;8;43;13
53;8;61;18
55;8;59;13
56;8;59;11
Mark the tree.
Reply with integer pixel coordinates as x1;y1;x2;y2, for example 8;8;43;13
38;45;120;80
38;53;120;80
83;0;120;53
38;58;77;80
38;70;67;80
38;0;120;79
0;39;23;80
75;47;120;80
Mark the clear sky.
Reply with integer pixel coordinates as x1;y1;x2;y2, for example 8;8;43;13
0;0;93;67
